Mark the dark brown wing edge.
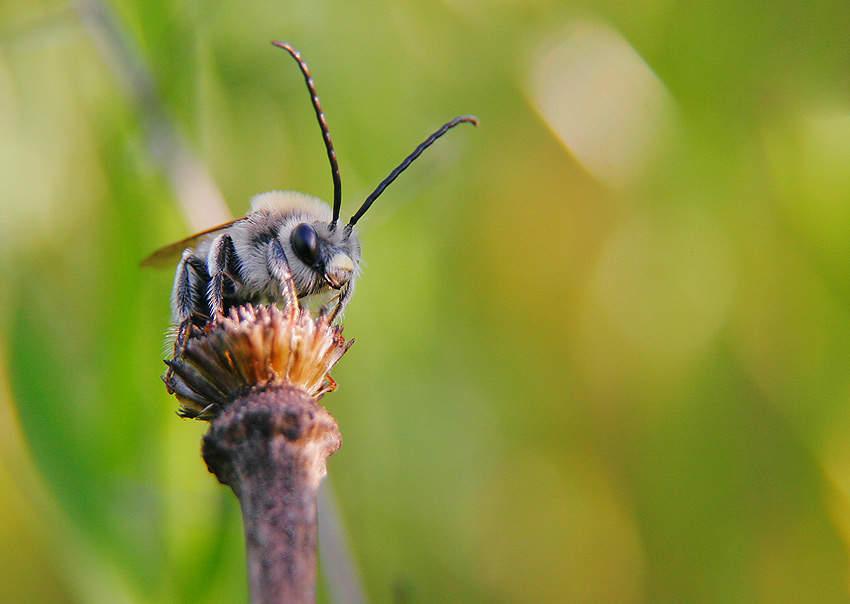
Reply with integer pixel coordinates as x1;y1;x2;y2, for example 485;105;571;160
140;218;243;268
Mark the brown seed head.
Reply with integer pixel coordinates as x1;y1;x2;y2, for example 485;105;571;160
164;304;352;420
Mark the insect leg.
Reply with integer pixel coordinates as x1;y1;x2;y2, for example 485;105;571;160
172;250;210;323
171;250;210;353
267;238;299;313
327;281;354;322
206;233;237;319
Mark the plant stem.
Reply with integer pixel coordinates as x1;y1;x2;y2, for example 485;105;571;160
202;385;341;604
164;305;349;602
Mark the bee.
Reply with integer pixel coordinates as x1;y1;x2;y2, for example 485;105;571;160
143;42;476;350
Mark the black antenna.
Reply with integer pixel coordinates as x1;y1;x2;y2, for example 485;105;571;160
272;42;343;226
347;115;478;227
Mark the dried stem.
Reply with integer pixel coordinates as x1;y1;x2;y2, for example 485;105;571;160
203;386;340;604
164;304;350;604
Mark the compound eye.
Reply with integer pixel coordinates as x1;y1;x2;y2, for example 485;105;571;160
291;223;320;266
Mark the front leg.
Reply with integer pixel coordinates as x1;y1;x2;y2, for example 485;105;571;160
267;238;299;312
327;280;354;322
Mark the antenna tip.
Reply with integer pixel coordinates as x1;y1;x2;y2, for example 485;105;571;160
458;115;479;127
271;41;296;54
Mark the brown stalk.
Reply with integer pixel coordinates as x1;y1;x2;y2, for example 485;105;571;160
164;304;351;604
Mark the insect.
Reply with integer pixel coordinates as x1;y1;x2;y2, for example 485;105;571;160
143;42;476;350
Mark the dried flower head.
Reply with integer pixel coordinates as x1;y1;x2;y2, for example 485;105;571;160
163;304;352;420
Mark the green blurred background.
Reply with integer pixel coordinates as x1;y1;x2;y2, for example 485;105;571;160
3;0;850;602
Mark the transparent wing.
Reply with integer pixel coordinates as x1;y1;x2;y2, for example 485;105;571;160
140;218;244;268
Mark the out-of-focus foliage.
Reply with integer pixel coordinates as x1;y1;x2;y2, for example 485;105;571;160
2;0;850;602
